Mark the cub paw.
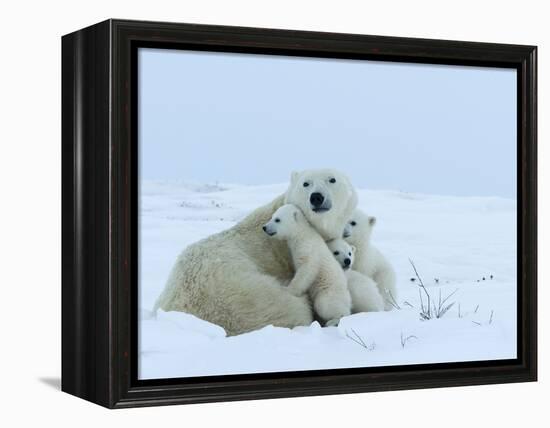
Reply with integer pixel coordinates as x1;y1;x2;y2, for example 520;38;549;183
325;318;341;327
286;287;305;297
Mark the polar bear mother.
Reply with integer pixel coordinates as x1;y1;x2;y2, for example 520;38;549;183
154;169;358;335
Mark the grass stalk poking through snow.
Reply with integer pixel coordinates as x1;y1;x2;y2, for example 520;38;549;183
345;329;376;351
386;290;401;310
409;258;432;319
400;332;418;349
435;288;458;318
409;258;458;321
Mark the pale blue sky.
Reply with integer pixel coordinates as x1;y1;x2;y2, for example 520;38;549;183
138;48;517;198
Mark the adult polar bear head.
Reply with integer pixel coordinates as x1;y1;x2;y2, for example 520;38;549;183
154;168;358;335
285;169;358;240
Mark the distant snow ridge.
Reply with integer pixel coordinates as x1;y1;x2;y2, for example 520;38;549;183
138;180;517;380
142;179;230;195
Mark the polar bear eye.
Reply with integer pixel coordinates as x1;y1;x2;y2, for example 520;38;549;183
348;252;352;256
275;218;280;223
303;182;309;187
350;221;357;226
333;251;339;256
329;178;336;183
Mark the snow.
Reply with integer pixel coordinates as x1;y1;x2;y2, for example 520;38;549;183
138;180;517;380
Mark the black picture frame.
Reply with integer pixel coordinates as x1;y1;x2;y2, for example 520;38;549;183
61;18;537;408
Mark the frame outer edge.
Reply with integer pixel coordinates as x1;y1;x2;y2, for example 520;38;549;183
61;19;113;408
527;46;537;381
61;30;80;398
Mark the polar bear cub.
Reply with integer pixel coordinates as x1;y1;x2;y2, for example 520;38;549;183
327;239;384;313
263;204;351;326
343;210;397;311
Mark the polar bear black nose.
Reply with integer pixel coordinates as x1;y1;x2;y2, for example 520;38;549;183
344;258;351;266
310;192;324;207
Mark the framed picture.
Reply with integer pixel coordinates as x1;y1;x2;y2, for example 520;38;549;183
61;19;537;408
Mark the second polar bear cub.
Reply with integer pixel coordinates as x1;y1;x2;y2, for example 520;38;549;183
327;239;385;313
263;204;351;326
344;210;397;311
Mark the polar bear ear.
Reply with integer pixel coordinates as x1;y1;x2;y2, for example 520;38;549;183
351;245;356;253
368;216;377;226
290;171;300;184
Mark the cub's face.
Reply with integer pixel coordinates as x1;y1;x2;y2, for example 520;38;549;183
327;239;355;271
343;210;376;245
284;169;358;240
262;204;302;240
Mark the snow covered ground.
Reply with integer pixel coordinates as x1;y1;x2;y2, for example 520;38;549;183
138;180;517;380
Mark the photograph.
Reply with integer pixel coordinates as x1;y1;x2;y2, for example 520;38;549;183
137;47;518;380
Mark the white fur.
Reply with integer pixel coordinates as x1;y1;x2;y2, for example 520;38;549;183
285;169;358;241
344;210;397;311
154;169;358;335
264;205;351;326
327;239;384;313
